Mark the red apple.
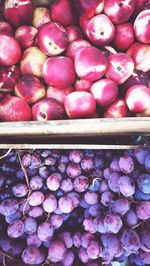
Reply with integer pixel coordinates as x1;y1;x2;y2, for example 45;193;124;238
32;7;51;28
50;0;76;26
37;22;69;56
42;56;76;89
0;65;21;92
64;91;96;118
104;0;135;24
0;20;13;34
90;78;118;107
86;14;115;46
105;53;134;84
125;85;150;113
0;33;21;66
66;26;82;42
4;0;34;27
74;0;104;18
79;16;89;34
134;0;150;16
46;86;74;104
104;99;130;118
75;79;92;91
127;42;150;72
20;46;47;78
15;25;37;49
114;23;135;51
32;98;65;121
66;39;91;60
136;107;150;117
134;10;150;44
15;75;46;104
74;46;108;82
0;95;32;122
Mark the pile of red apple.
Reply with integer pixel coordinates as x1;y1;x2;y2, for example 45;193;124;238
0;0;150;122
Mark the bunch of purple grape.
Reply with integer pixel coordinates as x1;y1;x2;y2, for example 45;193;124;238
0;148;150;266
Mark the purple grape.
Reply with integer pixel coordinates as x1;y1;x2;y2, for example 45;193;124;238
22;246;45;265
74;175;89;192
50;214;63;229
60;178;73;192
24;217;37;234
0;176;4;188
93;217;107;233
139;250;150;264
141;227;150;252
45;156;57;166
80;198;90;209
137;173;150;194
134;147;150;165
130;253;144;266
7;219;24;238
136;201;150;220
78;247;89;263
87;240;101;259
41;149;51;158
12;183;28;197
83;217;96;234
118;175;135;196
101;234;123;257
29;176;43;190
134;189;150;200
58;162;67;174
54;207;63;215
37;222;53;241
110;199;131;216
46;172;62;191
81;156;94;172
119;155;134;174
43;193;57;213
107;172;120;192
101;190;115;207
94;156;104;168
28;206;44;218
88;204;103;218
62;250;75;266
0;199;19;216
110;157;121;172
58;196;74;213
22;153;41;169
73;231;82;248
48;240;66;262
59;231;73;248
0;237;13;253
39;166;49;179
104;213;123;233
121;229;140;253
69;150;83;163
88;178;101;192
84;191;98;205
125;209;139;227
26;233;42;247
66;163;82;179
59;154;70;164
103;168;114;180
19;201;30;213
67;192;80;207
28;191;44;206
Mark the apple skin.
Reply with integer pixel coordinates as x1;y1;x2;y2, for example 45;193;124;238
125;85;150;113
0;65;21;92
133;0;150;16
86;14;115;46
42;56;76;89
64;91;96;118
0;20;13;34
0;95;32;122
0;33;21;66
20;46;47;78
74;79;92;91
4;0;34;27
104;99;131;118
134;10;150;44
37;22;69;56
15;75;46;105
46;86;74;104
32;7;51;29
90;78;118;107
104;0;135;24
32;98;65;121
74;46;108;82
127;42;150;72
66;39;91;60
105;53;134;84
15;25;37;49
66;26;82;42
114;23;135;51
50;0;76;26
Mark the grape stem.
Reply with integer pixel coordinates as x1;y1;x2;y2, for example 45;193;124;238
0;149;12;160
16;150;30;189
0;250;17;262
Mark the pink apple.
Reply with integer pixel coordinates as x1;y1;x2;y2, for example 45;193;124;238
0;20;13;34
0;66;21;92
42;56;76;89
32;7;51;28
66;39;91;60
79;16;89;34
104;0;135;24
134;10;150;44
90;78;118;107
114;23;135;51
74;0;104;18
20;46;47;78
0;33;21;66
46;86;74;104
66;26;82;42
125;85;150;113
50;0;76;26
105;53;134;84
4;0;34;27
127;42;150;72
64;91;96;118
74;46;107;82
0;95;32;122
37;22;69;56
104;99;130;118
15;25;37;49
32;98;65;121
15;75;46;104
86;14;115;46
75;79;92;91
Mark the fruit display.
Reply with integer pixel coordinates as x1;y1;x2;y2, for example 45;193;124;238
0;0;150;121
0;147;150;265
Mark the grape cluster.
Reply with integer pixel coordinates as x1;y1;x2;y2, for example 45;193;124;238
0;148;150;266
